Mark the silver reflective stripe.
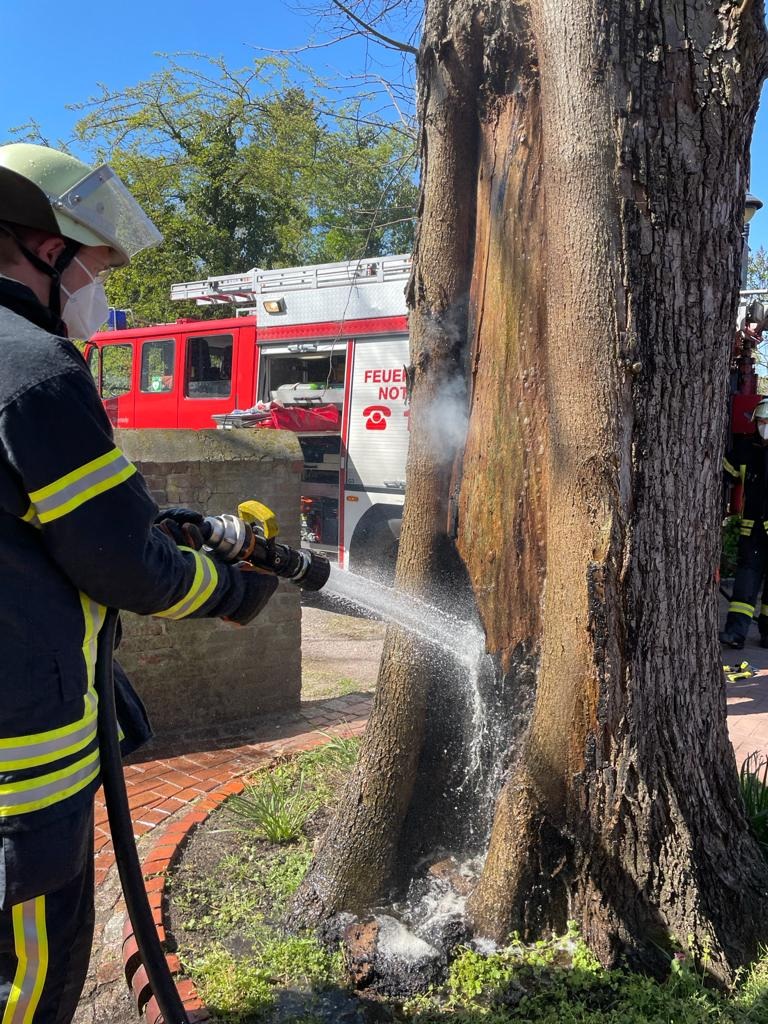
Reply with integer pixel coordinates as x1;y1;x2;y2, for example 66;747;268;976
4;897;48;1023
32;451;135;523
0;749;99;815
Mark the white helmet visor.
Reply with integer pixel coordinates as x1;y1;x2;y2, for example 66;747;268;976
50;164;162;263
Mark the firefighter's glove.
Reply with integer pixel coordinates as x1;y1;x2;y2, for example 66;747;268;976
224;563;278;626
155;507;205;551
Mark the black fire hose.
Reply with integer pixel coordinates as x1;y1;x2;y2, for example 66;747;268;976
95;608;190;1024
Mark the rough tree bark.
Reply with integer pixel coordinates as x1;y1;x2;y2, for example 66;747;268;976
292;0;768;979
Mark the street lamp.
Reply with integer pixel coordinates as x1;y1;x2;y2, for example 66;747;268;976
745;193;764;225
742;192;764;288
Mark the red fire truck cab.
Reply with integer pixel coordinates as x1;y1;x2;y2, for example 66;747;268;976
85;255;413;575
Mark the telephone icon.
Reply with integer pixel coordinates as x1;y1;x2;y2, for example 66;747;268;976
363;405;391;430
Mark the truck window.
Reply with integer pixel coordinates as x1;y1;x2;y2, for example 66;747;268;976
101;344;133;398
185;334;233;398
140;339;175;393
260;352;346;402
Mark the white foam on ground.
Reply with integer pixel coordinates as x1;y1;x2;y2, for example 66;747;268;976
376;915;438;961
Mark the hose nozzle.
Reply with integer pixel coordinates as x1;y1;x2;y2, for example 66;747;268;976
201;502;330;592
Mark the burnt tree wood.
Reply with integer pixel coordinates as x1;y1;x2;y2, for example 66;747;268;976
291;0;768;978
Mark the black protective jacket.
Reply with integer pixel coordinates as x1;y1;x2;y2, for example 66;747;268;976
724;434;768;538
0;278;247;835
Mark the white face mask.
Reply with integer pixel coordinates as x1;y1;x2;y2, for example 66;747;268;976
61;257;109;340
758;422;768;441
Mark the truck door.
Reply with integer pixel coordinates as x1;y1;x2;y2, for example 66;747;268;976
99;341;135;428
133;336;179;428
179;330;238;428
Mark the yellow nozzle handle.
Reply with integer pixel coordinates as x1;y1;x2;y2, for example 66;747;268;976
237;500;279;541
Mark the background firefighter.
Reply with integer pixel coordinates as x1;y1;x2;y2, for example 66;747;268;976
721;398;768;650
0;143;277;1023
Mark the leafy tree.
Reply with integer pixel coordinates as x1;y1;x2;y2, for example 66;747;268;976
70;56;416;324
749;245;768;290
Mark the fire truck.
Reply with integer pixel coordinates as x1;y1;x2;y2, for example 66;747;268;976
84;255;412;574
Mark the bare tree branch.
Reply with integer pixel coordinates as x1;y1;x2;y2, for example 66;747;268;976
329;0;419;54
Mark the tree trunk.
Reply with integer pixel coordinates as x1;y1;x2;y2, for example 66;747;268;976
291;0;768;979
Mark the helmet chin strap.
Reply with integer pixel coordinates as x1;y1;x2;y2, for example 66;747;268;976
0;223;80;316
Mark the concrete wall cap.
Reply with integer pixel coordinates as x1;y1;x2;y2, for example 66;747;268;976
115;428;302;464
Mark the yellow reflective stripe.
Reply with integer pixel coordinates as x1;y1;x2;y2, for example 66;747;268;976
20;504;41;529
742;519;755;526
3;897;48;1024
0;749;100;817
27;898;48;1024
154;548;218;620
0;691;96;753
0;747;99;795
724;458;740;478
80;593;106;690
761;605;768;617
729;601;755;617
30;448;123;501
29;448;136;524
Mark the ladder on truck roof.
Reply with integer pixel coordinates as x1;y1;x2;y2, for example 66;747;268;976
170;254;412;306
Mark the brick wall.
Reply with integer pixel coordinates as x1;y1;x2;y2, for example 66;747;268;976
114;428;304;738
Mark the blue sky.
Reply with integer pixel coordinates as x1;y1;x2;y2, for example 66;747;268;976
1;0;766;252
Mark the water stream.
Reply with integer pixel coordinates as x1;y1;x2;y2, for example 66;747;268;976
324;566;485;669
321;567;512;977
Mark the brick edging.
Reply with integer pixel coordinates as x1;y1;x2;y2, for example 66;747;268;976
122;777;245;1024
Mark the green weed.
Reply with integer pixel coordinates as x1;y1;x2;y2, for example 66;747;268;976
187;936;343;1022
228;770;319;843
263;846;314;912
404;926;768;1024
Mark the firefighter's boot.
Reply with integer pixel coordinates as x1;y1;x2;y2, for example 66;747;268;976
719;629;746;650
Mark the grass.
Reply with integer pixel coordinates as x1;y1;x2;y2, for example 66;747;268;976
740;753;768;857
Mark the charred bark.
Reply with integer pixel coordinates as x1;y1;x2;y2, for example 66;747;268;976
292;0;768;979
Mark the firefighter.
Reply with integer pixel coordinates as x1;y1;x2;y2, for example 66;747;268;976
720;398;768;649
0;143;278;1022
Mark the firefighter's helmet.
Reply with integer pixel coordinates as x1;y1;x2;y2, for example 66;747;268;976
0;143;161;266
